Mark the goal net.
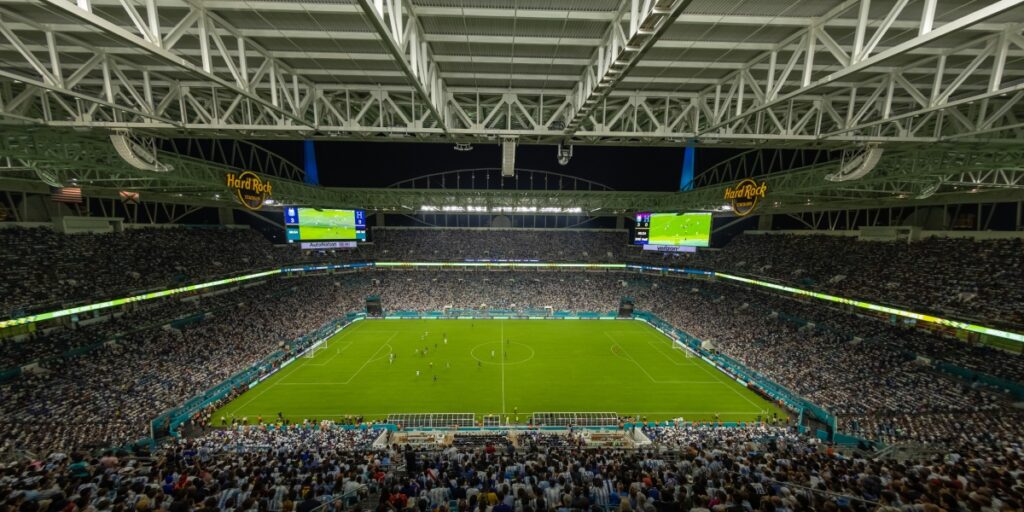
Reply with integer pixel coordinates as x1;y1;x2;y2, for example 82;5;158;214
304;342;323;359
674;343;697;358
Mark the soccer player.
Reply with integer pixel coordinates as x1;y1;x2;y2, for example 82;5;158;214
433;375;438;383
491;350;495;358
429;362;434;370
446;361;450;369
478;361;482;368
416;370;420;377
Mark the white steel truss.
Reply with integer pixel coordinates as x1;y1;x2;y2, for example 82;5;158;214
355;0;448;133
0;0;1022;146
564;0;692;136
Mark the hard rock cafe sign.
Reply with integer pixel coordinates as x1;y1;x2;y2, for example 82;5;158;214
723;179;767;216
226;171;272;210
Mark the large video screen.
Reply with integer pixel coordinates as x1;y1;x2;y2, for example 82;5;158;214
284;207;366;243
633;212;711;247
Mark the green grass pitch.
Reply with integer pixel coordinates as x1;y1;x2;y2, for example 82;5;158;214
214;319;784;423
648;213;711;247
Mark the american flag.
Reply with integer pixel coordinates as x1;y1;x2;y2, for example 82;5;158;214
50;187;82;204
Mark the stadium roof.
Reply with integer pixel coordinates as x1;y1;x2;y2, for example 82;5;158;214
1;0;1023;146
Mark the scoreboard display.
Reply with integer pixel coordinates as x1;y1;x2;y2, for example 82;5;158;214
284;207;366;244
632;212;711;247
632;212;653;245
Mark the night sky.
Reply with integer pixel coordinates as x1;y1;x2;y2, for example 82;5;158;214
256;140;742;191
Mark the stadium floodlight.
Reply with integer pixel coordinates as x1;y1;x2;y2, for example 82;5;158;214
556;144;573;166
454;143;473;152
31;165;63;188
825;144;883;182
110;130;173;173
915;181;942;199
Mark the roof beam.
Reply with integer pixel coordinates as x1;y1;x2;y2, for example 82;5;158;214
36;0;316;129
564;0;694;137
698;0;1024;135
4;36;1023;70
1;19;1014;56
1;0;1017;33
356;0;448;133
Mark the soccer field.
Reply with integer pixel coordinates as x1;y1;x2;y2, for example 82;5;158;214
214;319;783;423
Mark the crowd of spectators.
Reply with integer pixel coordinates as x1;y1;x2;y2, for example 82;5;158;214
0;276;365;454
368;229;630;263
4;422;1023;512
684;234;1024;326
631;279;1022;446
747;298;1024;384
0;227;338;315
5;226;1020;330
0;282;282;370
0;227;638;316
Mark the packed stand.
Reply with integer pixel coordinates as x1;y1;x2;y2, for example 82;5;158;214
0;226;337;315
370;228;631;262
0;281;283;370
762;297;1024;384
0;276;364;454
188;424;380;452
686;234;1024;325
4;421;1024;512
639;279;1022;445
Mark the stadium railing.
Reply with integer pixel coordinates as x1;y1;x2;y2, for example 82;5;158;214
933;361;1024;399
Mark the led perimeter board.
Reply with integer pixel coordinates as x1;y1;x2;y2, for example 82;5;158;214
284;207;366;243
633;212;711;247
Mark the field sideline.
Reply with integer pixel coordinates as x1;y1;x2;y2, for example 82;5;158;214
213;319;784;423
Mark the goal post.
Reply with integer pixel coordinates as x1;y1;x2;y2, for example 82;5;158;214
303;344;318;358
672;341;697;358
303;340;326;359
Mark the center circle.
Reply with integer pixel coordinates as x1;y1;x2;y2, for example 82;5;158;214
469;341;536;365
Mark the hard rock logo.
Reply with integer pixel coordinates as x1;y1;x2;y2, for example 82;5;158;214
226;171;272;210
724;179;767;216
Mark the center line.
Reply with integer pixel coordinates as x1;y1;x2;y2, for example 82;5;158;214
500;319;506;417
